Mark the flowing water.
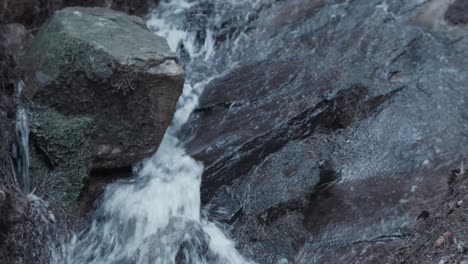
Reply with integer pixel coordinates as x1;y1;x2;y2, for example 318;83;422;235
54;1;270;263
12;81;31;194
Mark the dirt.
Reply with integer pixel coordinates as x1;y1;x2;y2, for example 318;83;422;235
392;168;468;263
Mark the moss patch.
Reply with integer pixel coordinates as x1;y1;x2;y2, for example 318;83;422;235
29;105;94;210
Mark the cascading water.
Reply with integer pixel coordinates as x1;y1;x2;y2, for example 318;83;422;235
54;1;268;263
11;80;31;194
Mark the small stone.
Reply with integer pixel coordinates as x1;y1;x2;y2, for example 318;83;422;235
456;200;463;207
435;236;445;248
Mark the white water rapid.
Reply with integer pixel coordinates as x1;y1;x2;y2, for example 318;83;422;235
54;1;262;263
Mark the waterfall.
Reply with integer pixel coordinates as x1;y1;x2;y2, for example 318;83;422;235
55;1;263;263
12;80;31;194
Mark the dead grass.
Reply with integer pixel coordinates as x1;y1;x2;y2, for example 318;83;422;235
391;169;468;263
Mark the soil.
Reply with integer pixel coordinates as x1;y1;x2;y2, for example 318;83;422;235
392;168;468;263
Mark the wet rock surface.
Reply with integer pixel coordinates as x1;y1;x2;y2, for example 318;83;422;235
139;218;211;264
209;139;335;263
179;0;468;262
23;7;183;207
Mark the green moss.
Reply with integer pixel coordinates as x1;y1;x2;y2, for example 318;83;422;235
29;106;94;209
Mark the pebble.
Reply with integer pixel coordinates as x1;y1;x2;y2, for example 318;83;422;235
435;236;445;248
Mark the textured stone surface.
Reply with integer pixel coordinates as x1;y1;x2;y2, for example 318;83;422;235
208;140;334;263
178;0;468;262
25;7;183;170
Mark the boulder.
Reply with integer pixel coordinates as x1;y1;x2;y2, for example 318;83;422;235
25;7;183;171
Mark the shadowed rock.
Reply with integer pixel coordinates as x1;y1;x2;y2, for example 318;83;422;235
0;0;159;28
445;0;468;25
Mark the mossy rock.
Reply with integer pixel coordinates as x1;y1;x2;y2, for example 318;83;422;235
24;7;184;170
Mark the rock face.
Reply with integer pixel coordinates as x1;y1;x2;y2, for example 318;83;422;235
178;0;468;262
1;0;159;28
209;140;335;263
24;7;183;205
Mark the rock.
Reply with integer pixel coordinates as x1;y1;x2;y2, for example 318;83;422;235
139;218;210;264
0;24;33;66
0;0;159;27
59;0;160;17
208;139;334;263
29;107;94;208
106;0;159;17
24;7;183;172
434;236;445;248
445;0;468;25
0;189;27;232
0;0;37;25
179;0;468;262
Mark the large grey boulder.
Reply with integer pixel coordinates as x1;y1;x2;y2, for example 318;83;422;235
24;7;183;170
